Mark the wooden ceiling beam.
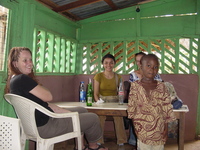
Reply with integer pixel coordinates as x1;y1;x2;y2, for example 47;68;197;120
36;0;58;9
103;0;117;10
52;0;102;12
62;11;81;21
36;0;156;21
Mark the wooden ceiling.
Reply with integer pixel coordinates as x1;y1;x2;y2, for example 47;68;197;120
36;0;155;21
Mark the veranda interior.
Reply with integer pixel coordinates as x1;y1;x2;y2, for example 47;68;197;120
0;0;200;149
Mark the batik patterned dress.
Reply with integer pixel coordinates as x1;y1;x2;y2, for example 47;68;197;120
127;80;176;145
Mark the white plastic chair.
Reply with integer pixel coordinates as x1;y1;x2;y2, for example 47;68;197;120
4;93;82;150
0;115;25;150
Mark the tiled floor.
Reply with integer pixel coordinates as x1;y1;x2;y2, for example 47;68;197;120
54;132;200;150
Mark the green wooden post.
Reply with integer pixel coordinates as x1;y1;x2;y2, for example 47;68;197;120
175;38;179;74
122;41;127;73
47;33;54;72
32;28;37;67
160;39;165;73
189;39;195;74
66;40;71;73
61;38;66;73
75;43;83;74
85;42;91;74
54;36;61;72
196;0;200;137
70;41;77;73
196;36;200;138
194;0;200;137
98;43;103;72
38;30;46;72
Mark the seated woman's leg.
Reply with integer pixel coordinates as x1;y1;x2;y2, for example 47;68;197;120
79;113;108;150
37;106;88;138
37;117;74;138
38;110;108;150
79;113;102;143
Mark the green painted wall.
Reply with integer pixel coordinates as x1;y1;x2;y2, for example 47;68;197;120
78;0;198;42
0;0;79;116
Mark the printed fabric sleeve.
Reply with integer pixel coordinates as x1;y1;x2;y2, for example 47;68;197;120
154;74;162;81
129;73;134;82
127;82;137;119
129;72;139;82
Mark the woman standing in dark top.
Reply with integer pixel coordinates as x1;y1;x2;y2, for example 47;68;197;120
5;47;108;150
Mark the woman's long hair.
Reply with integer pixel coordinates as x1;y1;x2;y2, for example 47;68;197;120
4;47;38;93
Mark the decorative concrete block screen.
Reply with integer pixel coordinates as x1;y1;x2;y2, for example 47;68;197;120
33;28;77;73
80;38;198;75
33;27;198;75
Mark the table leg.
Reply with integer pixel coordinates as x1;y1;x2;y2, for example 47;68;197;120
178;112;185;150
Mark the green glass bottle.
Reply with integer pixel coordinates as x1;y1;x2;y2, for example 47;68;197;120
86;78;93;106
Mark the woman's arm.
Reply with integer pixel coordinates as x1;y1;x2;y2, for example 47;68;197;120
30;85;72;113
93;80;100;102
29;85;53;102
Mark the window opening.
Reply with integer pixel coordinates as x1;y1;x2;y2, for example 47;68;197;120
80;38;198;74
33;28;77;74
0;5;9;71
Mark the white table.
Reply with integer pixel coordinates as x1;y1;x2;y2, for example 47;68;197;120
53;102;189;150
54;102;128;116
